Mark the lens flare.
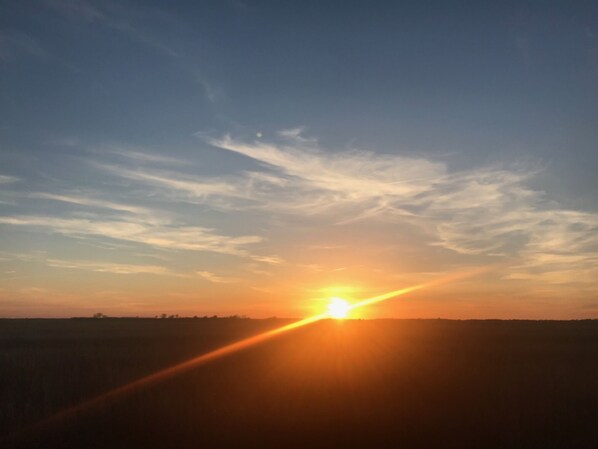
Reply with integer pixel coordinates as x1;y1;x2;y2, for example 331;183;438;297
6;266;495;445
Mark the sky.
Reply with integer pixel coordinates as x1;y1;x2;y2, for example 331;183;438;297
1;1;597;318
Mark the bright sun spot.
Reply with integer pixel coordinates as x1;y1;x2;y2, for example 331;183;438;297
326;297;350;319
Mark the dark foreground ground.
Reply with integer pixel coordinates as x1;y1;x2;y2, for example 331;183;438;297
1;318;597;449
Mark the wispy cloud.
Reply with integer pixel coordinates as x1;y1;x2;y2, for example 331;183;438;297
0;215;261;257
46;258;176;276
44;0;179;56
0;251;181;277
30;192;154;218
99;146;184;165
42;0;225;106
4;128;596;293
202;132;598;287
197;271;238;283
207;133;446;217
249;254;284;265
95;163;243;202
92;130;597;289
194;70;221;104
0;189;270;261
0;175;19;184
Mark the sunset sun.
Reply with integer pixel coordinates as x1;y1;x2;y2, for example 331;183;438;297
326;297;351;319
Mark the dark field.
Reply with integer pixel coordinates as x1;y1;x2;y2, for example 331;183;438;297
1;318;597;449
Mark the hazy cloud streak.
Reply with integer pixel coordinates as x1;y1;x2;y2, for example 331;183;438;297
204;133;598;286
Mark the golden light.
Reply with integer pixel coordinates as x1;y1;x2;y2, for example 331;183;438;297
326;297;350;319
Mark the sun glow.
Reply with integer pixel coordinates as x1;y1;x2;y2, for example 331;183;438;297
326;297;350;319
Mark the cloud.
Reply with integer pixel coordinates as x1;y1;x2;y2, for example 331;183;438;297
0;189;270;260
207;133;446;217
22;1;219;106
0;175;19;184
95;163;243;202
99;146;184;165
202;132;598;287
277;127;304;139
423;169;541;254
276;127;316;144
0;215;261;257
46;258;177;276
210;133;444;194
0;251;182;277
197;271;238;283
30;192;154;218
5;128;596;292
502;211;598;287
95;130;595;289
44;0;178;57
249;255;284;265
194;71;221;104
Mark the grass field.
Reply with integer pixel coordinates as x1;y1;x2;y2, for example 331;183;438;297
1;318;597;448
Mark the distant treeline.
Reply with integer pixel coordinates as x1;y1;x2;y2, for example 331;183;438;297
73;313;262;320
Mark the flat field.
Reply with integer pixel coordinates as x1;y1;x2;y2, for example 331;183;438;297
1;318;597;449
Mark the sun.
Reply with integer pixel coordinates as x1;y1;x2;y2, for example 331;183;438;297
326;297;351;319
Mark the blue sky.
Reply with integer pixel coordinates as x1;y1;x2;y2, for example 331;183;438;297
1;1;597;318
